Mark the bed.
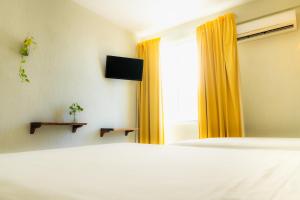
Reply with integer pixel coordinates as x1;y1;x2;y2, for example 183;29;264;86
1;138;300;199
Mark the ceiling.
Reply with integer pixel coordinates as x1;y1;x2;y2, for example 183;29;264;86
73;0;255;38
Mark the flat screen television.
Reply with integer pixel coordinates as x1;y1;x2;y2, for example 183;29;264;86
105;56;143;81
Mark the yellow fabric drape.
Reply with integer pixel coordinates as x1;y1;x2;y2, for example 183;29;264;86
196;13;243;138
137;38;164;144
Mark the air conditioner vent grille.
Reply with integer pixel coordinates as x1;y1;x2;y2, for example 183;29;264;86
237;24;295;41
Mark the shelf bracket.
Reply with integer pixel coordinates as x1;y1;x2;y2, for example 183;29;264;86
72;124;84;133
125;130;134;136
30;122;42;134
100;128;114;137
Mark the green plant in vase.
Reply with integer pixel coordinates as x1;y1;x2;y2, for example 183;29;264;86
69;103;84;122
19;36;36;83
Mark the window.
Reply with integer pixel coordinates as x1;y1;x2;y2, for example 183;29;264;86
161;36;198;124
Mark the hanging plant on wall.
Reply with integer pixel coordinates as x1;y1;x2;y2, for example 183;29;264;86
19;36;37;83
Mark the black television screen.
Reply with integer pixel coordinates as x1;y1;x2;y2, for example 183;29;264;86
105;56;143;81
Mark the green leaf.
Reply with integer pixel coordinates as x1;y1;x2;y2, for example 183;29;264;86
19;66;30;83
69;103;84;114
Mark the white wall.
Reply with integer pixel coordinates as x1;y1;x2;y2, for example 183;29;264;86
239;8;300;138
0;0;137;153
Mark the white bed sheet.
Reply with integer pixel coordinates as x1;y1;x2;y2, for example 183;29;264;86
0;139;300;200
172;137;300;150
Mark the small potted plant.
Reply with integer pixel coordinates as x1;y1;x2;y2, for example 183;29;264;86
69;103;84;122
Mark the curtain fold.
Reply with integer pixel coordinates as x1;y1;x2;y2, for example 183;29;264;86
137;38;164;144
196;13;243;138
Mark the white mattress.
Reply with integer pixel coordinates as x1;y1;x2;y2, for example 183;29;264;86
0;139;300;199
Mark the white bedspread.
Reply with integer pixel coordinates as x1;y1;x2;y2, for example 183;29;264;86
1;139;300;200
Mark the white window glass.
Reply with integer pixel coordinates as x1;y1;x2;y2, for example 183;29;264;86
161;36;199;124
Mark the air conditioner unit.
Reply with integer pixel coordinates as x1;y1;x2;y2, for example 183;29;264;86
237;10;297;43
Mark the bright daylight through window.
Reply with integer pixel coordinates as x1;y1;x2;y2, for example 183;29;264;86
161;36;198;124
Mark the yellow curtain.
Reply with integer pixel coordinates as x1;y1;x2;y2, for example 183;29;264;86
137;38;164;144
196;13;243;138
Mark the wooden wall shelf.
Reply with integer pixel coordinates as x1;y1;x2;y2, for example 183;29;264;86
100;128;138;137
30;122;87;134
